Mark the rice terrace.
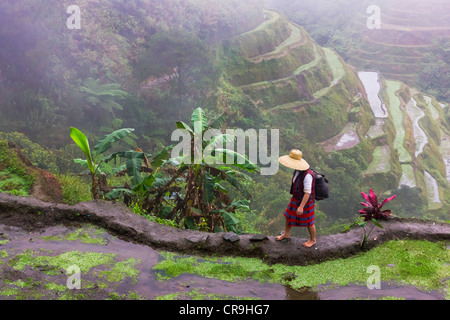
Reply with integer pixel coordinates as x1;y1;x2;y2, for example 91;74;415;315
0;0;449;305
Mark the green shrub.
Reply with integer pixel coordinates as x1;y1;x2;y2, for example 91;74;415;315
57;174;92;205
0;139;34;196
0;132;59;173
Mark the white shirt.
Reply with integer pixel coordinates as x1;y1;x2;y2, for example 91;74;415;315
293;171;313;194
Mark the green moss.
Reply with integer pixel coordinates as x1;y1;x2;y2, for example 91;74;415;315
153;240;449;294
107;291;147;300
10;250;116;275
100;257;141;283
155;288;260;300
2;248;145;300
45;282;67;292
0;250;9;258
277;240;449;291
0;288;19;297
40;225;109;245
7;279;33;288
154;251;275;283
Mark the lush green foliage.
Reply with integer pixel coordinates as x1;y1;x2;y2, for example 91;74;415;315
0;0;447;234
0;140;34;196
57;173;92;205
70;127;135;199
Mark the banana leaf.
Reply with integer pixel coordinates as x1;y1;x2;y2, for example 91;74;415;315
72;159;104;175
208;113;227;129
212;148;259;173
175;121;193;134
191;107;208;133
94;128;135;155
204;134;236;151
212;209;239;233
151;144;174;168
105;188;134;199
224;172;251;199
70;127;94;173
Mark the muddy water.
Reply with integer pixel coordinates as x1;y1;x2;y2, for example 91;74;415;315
0;223;445;300
0;223;317;300
318;283;443;300
358;71;388;119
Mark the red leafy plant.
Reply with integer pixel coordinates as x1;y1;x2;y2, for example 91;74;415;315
358;189;396;248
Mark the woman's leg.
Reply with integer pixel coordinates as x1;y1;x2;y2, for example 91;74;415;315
302;225;316;247
276;220;291;240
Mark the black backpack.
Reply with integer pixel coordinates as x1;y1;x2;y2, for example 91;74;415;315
311;169;329;201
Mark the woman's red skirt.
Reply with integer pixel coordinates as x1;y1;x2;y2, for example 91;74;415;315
284;196;315;227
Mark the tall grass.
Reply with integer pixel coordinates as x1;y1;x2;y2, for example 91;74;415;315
57;174;92;205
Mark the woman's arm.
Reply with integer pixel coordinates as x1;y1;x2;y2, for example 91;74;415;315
297;173;313;214
297;192;310;214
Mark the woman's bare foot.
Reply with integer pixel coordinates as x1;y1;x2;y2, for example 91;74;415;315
302;240;316;248
276;233;290;241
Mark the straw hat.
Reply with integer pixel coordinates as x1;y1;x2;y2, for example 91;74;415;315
278;149;310;171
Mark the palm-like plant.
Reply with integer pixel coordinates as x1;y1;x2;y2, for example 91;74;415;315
104;145;173;211
79;78;128;115
149;107;259;232
70;127;135;199
358;188;396;247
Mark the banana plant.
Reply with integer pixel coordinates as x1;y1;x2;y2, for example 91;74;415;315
104;145;174;210
162;107;259;232
70;127;135;199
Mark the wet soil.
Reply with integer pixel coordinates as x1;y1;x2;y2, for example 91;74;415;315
0;223;304;300
1;222;445;300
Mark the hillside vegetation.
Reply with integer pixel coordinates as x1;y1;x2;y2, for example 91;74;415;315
268;0;450;103
0;0;448;237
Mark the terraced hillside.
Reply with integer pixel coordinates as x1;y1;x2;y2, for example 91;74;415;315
219;10;372;144
268;0;450;103
348;0;450;89
359;73;450;218
218;8;450;225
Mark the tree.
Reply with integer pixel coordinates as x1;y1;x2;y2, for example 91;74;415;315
79;78;129;122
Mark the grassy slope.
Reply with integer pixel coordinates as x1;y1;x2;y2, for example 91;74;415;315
0;140;34;196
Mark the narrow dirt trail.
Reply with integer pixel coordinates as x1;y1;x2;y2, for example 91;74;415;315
1;193;449;267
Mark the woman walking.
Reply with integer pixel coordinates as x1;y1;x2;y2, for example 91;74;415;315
276;149;316;248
